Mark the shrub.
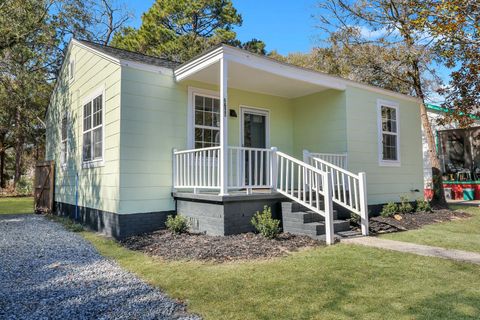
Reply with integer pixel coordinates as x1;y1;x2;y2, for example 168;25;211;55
416;198;433;213
398;196;414;213
16;176;33;196
381;202;398;217
251;206;280;239
350;213;360;226
166;214;189;234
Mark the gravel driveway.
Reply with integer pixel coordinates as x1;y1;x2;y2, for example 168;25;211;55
0;214;200;320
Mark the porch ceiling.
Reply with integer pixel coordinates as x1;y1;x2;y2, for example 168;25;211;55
174;45;347;99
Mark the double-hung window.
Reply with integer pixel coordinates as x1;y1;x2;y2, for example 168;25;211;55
378;100;400;166
194;94;220;148
60;114;68;166
83;93;103;163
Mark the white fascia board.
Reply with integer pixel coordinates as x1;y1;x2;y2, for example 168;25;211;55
119;60;173;75
174;47;224;81
221;46;346;91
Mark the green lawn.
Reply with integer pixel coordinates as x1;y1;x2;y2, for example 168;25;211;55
382;205;480;253
83;231;480;320
0;197;34;214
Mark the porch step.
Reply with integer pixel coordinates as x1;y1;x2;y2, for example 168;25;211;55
283;218;350;237
281;201;351;239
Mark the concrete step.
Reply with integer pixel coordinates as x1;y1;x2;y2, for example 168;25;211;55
291;201;324;213
282;210;338;223
283;219;350;237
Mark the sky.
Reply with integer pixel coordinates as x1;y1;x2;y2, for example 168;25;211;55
126;0;319;55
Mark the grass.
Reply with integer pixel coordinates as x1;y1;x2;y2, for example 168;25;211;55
382;205;480;253
0;196;33;214
82;231;480;319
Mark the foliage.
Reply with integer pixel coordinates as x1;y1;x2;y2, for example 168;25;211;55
111;0;266;62
166;214;189;234
349;213;361;226
416;198;433;213
49;215;85;232
411;0;479;127
398;196;414;214
251;206;280;239
15;176;33;196
381;202;398;217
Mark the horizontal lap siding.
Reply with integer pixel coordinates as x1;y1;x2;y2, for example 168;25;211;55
118;67;186;214
292;90;347;159
345;86;423;205
45;44;121;213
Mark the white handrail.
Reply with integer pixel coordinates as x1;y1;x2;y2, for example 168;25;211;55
275;151;335;245
304;150;369;236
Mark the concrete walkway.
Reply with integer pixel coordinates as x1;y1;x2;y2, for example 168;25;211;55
342;236;480;265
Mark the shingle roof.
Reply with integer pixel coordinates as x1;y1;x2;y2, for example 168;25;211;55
76;39;180;69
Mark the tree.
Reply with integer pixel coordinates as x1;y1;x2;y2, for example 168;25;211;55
411;0;479;127
111;0;266;62
316;0;447;207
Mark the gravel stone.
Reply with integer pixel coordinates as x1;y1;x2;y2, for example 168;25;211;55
0;214;200;320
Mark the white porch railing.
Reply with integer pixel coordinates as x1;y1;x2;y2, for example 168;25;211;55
304;151;348;169
227;146;273;191
303;150;369;236
275;151;335;244
173;147;221;190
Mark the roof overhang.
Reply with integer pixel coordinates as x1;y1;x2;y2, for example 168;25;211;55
174;45;346;98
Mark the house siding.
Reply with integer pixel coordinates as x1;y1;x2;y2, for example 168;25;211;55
345;85;424;205
45;43;122;214
291;89;347;158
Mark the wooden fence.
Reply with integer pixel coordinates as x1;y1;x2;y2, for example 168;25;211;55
34;161;54;213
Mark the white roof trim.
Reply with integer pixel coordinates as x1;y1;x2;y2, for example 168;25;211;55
174;44;421;103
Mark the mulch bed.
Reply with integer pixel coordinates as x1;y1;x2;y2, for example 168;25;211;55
121;231;322;262
368;209;471;234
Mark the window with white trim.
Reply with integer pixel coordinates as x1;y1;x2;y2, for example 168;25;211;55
83;94;103;162
194;94;220;148
379;103;399;163
60;114;68;166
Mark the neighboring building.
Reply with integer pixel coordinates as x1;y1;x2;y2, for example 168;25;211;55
46;39;423;240
423;104;480;200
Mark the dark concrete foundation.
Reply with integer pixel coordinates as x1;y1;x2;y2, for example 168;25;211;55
174;192;288;236
54;202;172;239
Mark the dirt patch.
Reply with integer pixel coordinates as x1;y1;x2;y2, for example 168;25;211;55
369;209;471;234
121;231;322;262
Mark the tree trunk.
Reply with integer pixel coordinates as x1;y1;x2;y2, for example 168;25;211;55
13;138;23;189
0;149;5;189
419;102;447;207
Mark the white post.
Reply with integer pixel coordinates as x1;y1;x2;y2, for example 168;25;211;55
358;172;369;236
172;148;177;192
323;171;335;245
270;147;278;191
219;58;228;195
302;149;310;164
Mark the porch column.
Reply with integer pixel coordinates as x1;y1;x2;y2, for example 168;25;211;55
219;58;228;195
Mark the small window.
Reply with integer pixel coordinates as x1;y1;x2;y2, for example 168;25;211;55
61;114;68;166
378;100;400;165
193;94;220;148
83;94;103;163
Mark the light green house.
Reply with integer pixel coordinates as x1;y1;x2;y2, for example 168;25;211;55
46;39;423;241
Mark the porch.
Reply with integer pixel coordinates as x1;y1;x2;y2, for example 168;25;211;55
172;44;369;243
